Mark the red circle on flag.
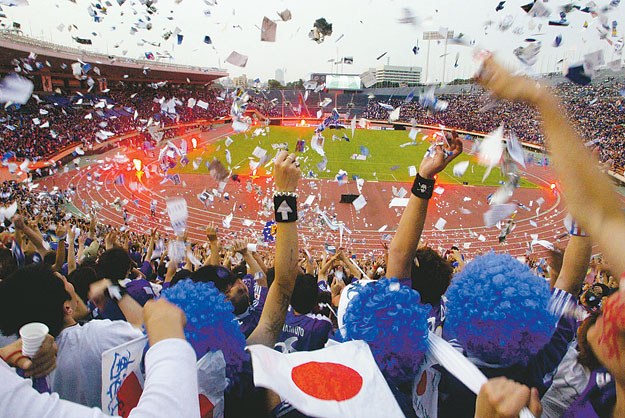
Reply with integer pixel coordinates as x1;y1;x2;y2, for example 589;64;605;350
291;362;363;401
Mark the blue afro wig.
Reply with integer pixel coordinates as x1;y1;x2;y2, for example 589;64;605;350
340;277;429;383
444;253;556;367
160;279;249;389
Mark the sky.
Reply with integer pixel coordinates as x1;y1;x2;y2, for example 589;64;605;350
2;0;625;84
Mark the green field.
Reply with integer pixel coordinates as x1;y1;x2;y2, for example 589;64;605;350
173;126;537;187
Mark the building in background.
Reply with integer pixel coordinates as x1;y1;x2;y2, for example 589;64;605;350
275;68;285;85
233;74;248;87
374;65;422;87
309;73;362;91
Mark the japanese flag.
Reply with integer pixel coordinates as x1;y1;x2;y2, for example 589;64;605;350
102;336;226;418
101;336;147;416
248;340;404;418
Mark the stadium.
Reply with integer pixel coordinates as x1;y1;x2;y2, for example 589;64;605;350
0;1;624;418
0;32;582;258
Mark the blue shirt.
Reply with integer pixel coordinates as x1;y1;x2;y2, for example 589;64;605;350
275;308;332;353
237;285;268;338
563;368;615;418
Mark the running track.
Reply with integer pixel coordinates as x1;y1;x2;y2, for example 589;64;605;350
38;125;577;258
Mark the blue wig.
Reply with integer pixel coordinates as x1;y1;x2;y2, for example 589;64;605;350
160;279;249;390
340;277;429;383
444;253;556;367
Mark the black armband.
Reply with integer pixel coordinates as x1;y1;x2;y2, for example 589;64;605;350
273;193;298;223
411;174;436;199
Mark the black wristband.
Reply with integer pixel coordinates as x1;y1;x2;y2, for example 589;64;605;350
273;195;298;223
411;173;436;199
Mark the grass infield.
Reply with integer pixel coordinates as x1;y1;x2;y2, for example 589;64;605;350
173;126;538;188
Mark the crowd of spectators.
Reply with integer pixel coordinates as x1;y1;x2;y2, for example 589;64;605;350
362;77;625;171
3;75;625;175
1;56;625;416
0;85;231;160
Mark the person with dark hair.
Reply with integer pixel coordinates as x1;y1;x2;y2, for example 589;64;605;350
68;265;99;305
0;263;143;407
95;246;132;281
0;247;18;280
172;264;267;338
0;264;71;338
93;247;156;321
274;273;332;353
410;247;453;307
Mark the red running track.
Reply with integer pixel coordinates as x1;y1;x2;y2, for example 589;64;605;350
38;125;577;258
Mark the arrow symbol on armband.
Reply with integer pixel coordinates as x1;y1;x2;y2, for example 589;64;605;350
277;200;293;221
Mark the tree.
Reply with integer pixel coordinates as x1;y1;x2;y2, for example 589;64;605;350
286;79;304;90
268;79;283;90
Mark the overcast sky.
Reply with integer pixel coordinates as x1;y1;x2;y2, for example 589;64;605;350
3;0;625;84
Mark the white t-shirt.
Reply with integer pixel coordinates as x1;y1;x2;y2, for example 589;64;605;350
50;319;144;408
0;338;200;418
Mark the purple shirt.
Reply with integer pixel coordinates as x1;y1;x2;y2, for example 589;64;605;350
242;274;255;297
91;279;156;321
318;280;330;293
563;369;616;418
275;308;332;353
236;285;268;338
139;260;153;279
125;278;156;306
398;277;446;335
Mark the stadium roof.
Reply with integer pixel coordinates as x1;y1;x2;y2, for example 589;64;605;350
0;30;228;91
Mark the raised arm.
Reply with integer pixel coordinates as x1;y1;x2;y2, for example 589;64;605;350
302;249;318;275
386;133;462;279
145;228;157;262
51;223;67;273
553;234;592;297
247;150;300;347
318;253;337;283
232;239;265;280
67;226;76;275
164;258;177;284
105;230;116;251
252;251;268;274
89;278;144;328
205;223;220;266
88;209;97;240
478;56;625;279
76;233;86;263
12;214;47;256
337;250;363;279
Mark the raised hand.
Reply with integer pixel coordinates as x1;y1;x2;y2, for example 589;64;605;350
55;223;67;239
206;223;218;242
88;278;113;311
476;55;544;105
274;150;301;192
331;277;346;298
11;214;25;230
67;225;75;242
232;239;248;254
419;130;463;180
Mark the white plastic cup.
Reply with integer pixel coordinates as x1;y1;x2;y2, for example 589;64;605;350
19;323;48;357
